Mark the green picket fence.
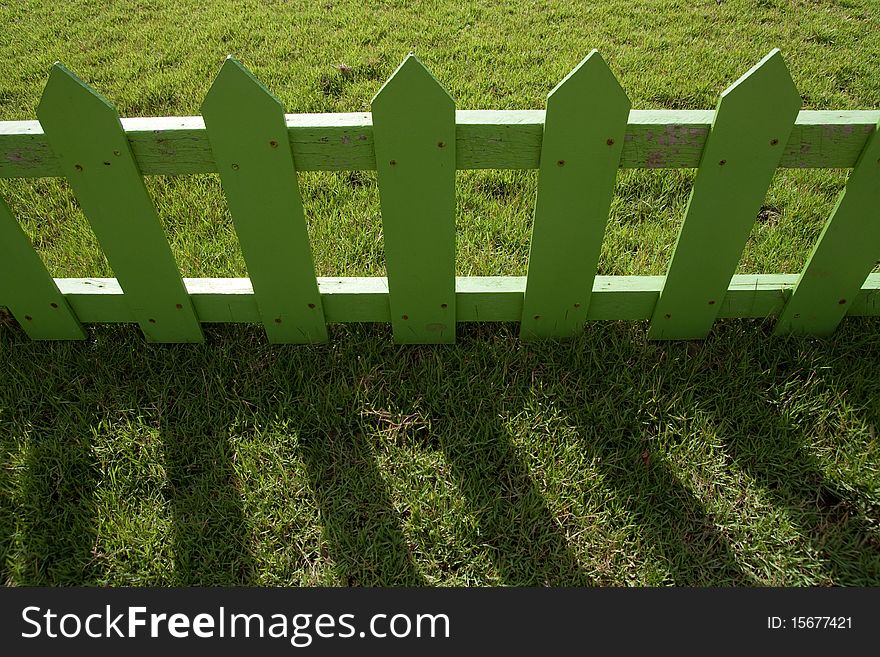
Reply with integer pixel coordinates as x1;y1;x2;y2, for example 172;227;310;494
1;49;878;344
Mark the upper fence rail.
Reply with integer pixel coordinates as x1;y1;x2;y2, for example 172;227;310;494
1;110;877;178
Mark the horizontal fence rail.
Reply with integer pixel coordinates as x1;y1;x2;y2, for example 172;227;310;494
1;49;878;343
32;275;880;323
1;110;877;177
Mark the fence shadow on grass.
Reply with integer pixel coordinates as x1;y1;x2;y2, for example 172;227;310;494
438;426;595;586
631;324;880;585
160;424;256;586
0;327;259;585
1;318;878;585
389;332;751;585
10;414;99;585
712;341;880;585
723;429;880;585
296;429;427;586
574;431;756;585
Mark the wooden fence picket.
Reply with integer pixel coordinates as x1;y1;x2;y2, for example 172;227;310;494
0;195;85;339
773;117;880;335
520;51;630;339
36;64;203;343
647;50;801;340
201;57;327;343
372;55;456;344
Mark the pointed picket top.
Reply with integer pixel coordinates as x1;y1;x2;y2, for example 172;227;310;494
372;54;454;112
37;63;119;129
546;49;629;111
202;56;283;119
716;49;800;116
519;50;630;339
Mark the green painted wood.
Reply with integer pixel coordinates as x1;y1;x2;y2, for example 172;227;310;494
201;58;327;343
520;51;630;339
372;55;456;343
0;195;85;339
32;273;880;327
647;50;801;340
2;111;877;179
774;119;880;335
36;64;202;342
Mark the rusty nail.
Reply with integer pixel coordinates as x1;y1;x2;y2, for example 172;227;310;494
719;160;727;166
437;141;445;148
308;303;316;309
402;314;408;320
838;298;847;305
175;303;183;310
606;138;615;146
770;138;779;146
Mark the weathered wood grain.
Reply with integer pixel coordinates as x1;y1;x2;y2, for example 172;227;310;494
1;110;875;178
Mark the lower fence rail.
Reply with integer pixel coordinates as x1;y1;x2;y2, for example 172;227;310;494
1;274;876;341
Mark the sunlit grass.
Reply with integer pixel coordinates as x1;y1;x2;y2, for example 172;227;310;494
0;0;878;586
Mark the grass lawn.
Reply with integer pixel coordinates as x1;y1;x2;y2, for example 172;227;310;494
1;0;879;585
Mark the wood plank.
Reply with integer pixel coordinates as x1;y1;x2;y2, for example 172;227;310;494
36;64;203;342
774;117;880;335
647;50;801;340
201;57;327;343
520;51;630;339
0;195;85;339
372;55;456;343
10;273;875;326
2;110;876;178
